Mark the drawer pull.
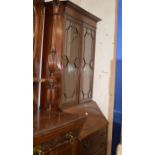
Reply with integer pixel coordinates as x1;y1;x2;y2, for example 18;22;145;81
33;145;44;155
65;132;75;144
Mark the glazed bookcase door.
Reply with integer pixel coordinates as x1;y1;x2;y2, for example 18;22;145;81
62;18;81;106
33;0;44;110
80;26;96;102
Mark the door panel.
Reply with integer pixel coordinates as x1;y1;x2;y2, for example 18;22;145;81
62;19;81;105
80;27;95;102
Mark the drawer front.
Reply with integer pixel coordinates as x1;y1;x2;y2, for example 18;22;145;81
53;140;78;155
34;140;77;155
78;128;107;155
34;127;79;147
34;130;78;155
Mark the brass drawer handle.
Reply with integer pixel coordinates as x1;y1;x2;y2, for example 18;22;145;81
33;145;44;155
65;132;75;145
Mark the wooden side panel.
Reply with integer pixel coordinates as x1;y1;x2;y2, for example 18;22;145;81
78;129;107;155
33;0;44;110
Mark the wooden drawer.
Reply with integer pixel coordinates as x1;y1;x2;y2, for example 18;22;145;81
78;128;107;155
34;140;78;155
33;111;87;155
34;130;78;154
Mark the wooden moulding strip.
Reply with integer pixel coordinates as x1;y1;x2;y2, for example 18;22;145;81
107;0;118;155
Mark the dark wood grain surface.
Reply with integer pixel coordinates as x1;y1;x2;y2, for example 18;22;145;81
33;110;87;146
64;102;108;155
33;1;108;155
64;101;108;139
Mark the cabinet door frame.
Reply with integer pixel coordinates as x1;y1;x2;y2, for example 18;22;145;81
61;15;83;107
79;23;96;104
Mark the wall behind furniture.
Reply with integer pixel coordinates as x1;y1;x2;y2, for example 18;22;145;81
70;0;81;4
80;0;117;120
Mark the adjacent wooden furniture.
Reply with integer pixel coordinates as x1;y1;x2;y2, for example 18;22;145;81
33;0;108;155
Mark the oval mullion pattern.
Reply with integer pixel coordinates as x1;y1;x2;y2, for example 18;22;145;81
63;19;80;104
80;27;95;101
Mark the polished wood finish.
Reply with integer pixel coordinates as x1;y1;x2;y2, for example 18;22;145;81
41;0;65;111
64;102;108;155
33;1;107;155
64;101;108;139
33;0;45;110
33;111;86;155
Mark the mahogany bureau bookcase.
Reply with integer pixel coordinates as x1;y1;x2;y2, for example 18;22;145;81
33;0;108;155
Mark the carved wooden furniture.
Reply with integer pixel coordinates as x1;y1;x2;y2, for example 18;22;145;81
33;0;108;155
33;111;86;155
